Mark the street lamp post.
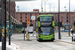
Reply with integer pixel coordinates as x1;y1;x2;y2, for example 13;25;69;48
2;0;7;50
44;0;47;14
50;4;51;14
44;0;46;14
9;0;11;45
69;0;70;36
41;0;43;15
64;6;66;11
58;0;61;39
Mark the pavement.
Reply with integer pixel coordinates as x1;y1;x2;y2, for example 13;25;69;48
0;32;75;50
0;41;21;50
55;32;75;44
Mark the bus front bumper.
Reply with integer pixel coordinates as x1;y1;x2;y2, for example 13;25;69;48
39;38;55;41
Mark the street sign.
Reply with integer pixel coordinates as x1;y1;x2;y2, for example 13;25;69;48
31;16;36;20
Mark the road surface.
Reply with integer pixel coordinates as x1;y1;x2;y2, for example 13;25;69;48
6;33;75;50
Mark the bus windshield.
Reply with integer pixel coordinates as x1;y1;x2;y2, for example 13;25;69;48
40;27;53;35
40;16;52;21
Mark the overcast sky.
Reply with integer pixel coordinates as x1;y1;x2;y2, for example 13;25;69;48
15;0;75;12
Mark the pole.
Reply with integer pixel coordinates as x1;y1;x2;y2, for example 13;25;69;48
72;33;73;42
41;0;42;15
4;0;7;49
1;0;4;27
58;0;61;39
69;0;70;36
54;7;55;12
33;20;34;36
9;0;11;45
2;0;4;50
50;4;51;14
24;27;25;40
44;1;46;14
2;0;7;50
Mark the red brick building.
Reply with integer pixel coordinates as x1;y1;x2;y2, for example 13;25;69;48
0;2;16;18
16;9;75;30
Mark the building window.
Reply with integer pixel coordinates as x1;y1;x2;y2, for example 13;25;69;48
20;14;22;17
72;23;73;25
56;14;58;16
67;13;68;16
25;20;27;22
25;14;27;15
66;17;68;19
61;17;63;19
20;20;22;22
72;14;74;16
56;20;57;22
20;17;22;19
53;14;55;16
25;17;27;19
72;20;74;22
61;20;63;22
61;14;63;16
56;17;57;19
66;20;68;22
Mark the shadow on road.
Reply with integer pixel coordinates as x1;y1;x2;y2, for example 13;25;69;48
38;40;55;42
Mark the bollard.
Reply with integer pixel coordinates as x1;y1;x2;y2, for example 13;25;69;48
68;33;69;36
72;33;73;42
26;30;29;40
71;30;74;42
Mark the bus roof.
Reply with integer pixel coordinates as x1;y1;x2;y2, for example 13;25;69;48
38;15;53;17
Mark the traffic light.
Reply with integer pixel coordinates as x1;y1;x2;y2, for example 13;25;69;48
22;22;27;27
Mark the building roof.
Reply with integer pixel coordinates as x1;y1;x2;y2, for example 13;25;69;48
16;11;75;13
16;11;39;13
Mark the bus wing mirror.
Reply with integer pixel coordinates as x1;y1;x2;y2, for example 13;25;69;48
38;17;40;21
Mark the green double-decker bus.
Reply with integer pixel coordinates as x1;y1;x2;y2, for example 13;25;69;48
36;15;55;41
